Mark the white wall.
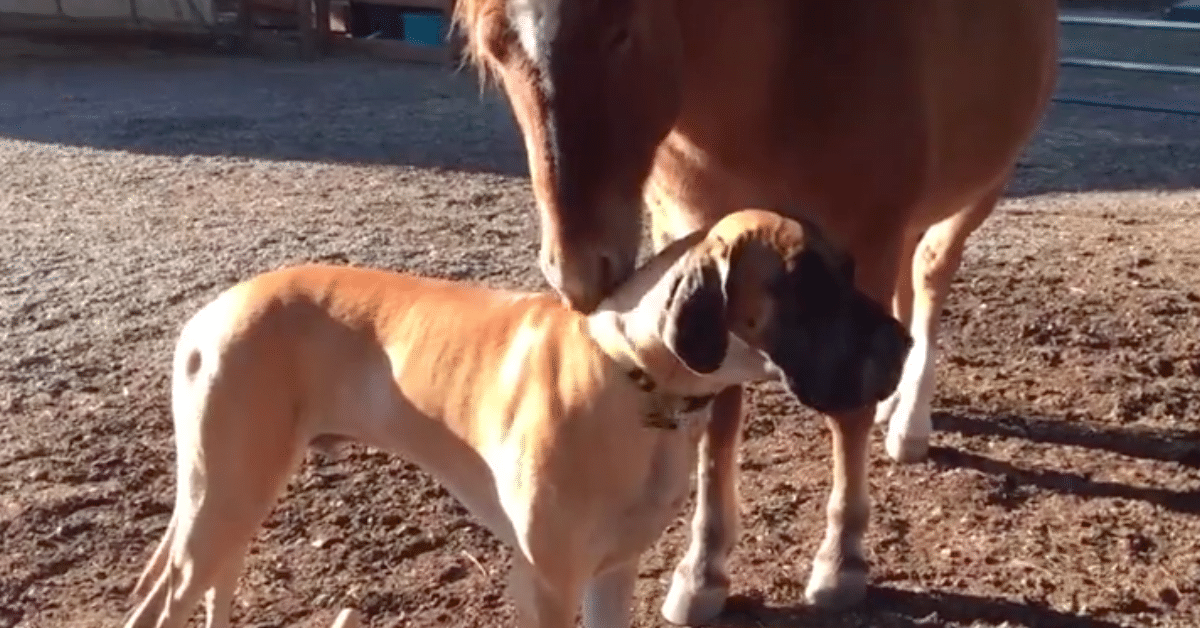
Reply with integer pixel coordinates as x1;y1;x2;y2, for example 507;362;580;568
0;0;213;25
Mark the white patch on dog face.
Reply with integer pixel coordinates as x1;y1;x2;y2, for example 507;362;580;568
710;333;773;388
507;0;561;67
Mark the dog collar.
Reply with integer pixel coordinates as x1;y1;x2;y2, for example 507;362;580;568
626;367;716;430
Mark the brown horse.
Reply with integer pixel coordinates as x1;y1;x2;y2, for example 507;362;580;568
452;0;1059;623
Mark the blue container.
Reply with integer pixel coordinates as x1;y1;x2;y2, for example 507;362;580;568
403;11;447;47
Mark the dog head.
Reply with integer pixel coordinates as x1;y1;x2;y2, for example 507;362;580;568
624;208;911;414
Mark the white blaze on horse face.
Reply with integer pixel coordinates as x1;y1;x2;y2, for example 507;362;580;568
507;0;561;69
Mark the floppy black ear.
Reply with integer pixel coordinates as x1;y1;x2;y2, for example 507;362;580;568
660;259;729;374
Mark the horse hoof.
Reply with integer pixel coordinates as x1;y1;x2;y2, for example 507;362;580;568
885;432;929;464
804;560;867;610
661;573;728;625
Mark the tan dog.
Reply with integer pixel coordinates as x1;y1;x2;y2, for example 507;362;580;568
123;209;910;628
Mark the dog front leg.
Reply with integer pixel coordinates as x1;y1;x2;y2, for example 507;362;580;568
661;385;743;625
581;560;637;628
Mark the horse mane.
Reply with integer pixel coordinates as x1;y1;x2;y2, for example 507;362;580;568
450;0;503;85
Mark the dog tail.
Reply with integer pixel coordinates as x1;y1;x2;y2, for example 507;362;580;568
130;510;177;600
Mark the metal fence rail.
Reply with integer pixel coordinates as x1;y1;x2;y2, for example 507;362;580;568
1054;14;1200;117
1058;14;1200;31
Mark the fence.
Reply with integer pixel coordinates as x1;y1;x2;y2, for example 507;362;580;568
1054;14;1200;116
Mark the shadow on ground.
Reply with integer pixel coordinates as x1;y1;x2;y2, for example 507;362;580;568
0;39;530;176
712;586;1130;627
928;412;1200;516
2;30;1200;195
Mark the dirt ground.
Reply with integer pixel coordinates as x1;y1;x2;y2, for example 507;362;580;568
2;12;1200;628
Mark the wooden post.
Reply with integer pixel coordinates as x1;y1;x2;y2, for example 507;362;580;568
298;0;316;58
237;0;255;52
315;0;332;54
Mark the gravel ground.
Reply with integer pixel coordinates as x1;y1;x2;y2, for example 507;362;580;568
1;12;1199;628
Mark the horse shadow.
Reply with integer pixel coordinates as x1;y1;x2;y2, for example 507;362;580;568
926;411;1200;516
932;411;1200;468
2;28;1200;196
698;409;1198;626
709;586;1130;627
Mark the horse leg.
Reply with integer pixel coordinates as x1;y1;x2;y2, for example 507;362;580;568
805;228;905;608
878;183;1003;463
873;230;919;425
804;406;875;608
661;386;742;625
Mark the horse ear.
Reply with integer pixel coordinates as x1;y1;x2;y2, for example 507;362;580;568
660;258;729;375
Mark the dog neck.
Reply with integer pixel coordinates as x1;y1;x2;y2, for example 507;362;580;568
586;308;718;430
585;233;726;425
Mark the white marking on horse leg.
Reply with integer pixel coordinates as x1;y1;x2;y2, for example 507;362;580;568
507;0;562;68
875;231;919;427
883;320;936;463
884;188;998;463
881;228;944;464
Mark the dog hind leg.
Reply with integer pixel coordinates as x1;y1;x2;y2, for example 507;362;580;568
124;449;302;628
124;363;307;628
203;552;247;628
131;511;177;601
